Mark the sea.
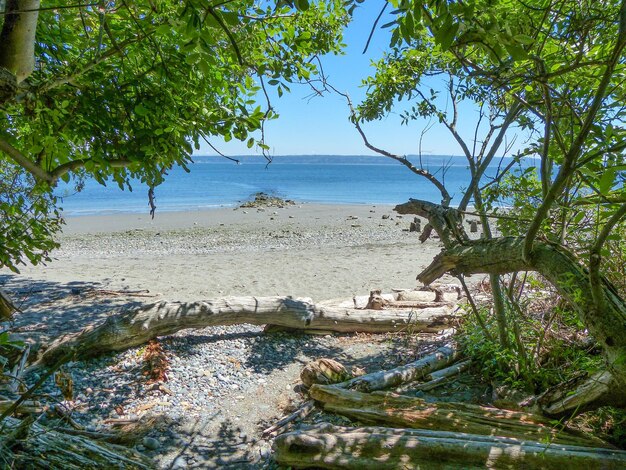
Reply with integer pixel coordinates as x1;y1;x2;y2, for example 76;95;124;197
54;155;535;216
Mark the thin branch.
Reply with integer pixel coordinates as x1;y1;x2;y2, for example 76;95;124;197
589;202;626;310
49;157;134;180
362;2;389;54
330;86;451;206
199;133;240;163
206;6;244;65
38;28;157;93
458;103;522;210
0;138;54;183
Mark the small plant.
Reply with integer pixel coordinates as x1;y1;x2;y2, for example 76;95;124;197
459;279;604;394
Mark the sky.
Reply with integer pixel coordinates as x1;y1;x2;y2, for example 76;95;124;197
195;3;517;158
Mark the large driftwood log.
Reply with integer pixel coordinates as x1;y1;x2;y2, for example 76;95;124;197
308;384;608;447
336;344;459;392
273;423;626;469
1;416;151;469
36;296;457;366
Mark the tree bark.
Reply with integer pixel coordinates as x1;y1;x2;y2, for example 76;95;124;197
0;0;40;83
35;296;458;366
273;423;626;469
415;235;626;414
1;416;151;469
308;384;609;447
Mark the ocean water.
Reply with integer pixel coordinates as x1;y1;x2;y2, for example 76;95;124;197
55;155;534;216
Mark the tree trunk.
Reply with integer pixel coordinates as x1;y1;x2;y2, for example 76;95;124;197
35;296;457;366
0;0;40;83
396;199;626;416
273;423;626;469
308;384;609;447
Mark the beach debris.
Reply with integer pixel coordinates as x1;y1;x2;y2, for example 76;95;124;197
273;424;626;469
300;358;358;388
142;339;169;383
239;192;295;209
0;416;152;468
365;289;388;310
409;217;421;233
262;399;316;438
35;295;460;366
469;220;479;233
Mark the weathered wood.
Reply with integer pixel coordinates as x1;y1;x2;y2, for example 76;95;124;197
262;400;316;438
335;344;459;392
0;287;17;319
301;358;360;388
36;296;458;366
273;423;626;469
308;384;609;447
8;343;30;393
398;360;471;393
1;416;151;469
537;371;613;417
0;399;43;415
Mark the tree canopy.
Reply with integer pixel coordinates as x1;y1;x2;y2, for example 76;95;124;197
0;0;349;271
355;0;626;414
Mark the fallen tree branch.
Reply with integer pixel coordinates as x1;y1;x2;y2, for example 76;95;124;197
273;423;626;469
262;400;316;438
335;343;459;392
397;359;471;393
35;296;458;366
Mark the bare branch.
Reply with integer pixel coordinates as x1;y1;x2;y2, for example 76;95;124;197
362;3;389;54
330;86;452;206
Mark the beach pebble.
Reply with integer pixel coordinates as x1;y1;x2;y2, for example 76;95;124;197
171;457;188;469
142;437;160;450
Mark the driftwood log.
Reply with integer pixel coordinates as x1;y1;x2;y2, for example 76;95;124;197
36;296;458;366
399;359;471;392
1;416;151;469
308;384;608;447
336;344;459;392
273;424;626;469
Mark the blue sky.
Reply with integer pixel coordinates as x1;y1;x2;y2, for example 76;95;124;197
195;3;517;157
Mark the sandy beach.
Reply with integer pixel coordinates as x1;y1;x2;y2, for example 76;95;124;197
10;202;458;303
1;202;473;468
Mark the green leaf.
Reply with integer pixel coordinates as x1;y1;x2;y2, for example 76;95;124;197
514;34;534;45
295;0;310;11
505;44;528;61
599;169;616;194
134;104;149;116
